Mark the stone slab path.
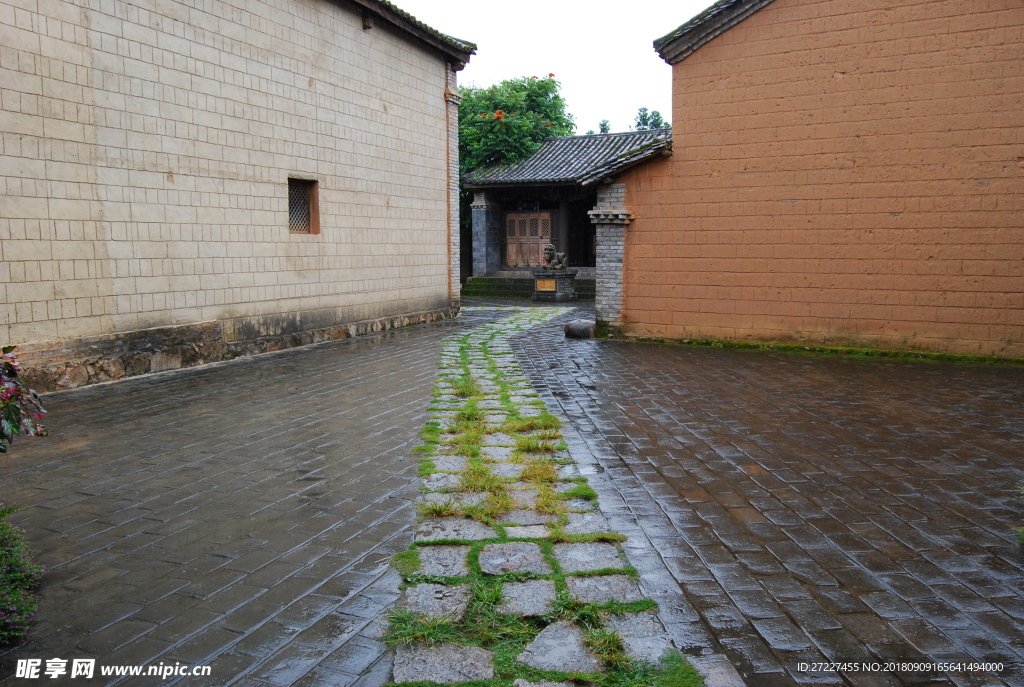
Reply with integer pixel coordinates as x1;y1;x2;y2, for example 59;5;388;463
380;306;722;686
512;305;1024;687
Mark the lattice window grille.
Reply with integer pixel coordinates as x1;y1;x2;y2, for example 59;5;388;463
289;178;314;232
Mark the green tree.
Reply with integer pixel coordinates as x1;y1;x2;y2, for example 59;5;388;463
634;107;669;130
459;75;575;176
458;76;575;278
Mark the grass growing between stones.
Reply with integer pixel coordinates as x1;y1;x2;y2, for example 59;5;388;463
385;308;704;687
391;549;421;578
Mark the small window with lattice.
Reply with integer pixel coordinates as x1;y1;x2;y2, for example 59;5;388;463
288;178;319;234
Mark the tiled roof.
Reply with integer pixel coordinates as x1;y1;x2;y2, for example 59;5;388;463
357;0;476;64
463;129;672;188
654;0;775;65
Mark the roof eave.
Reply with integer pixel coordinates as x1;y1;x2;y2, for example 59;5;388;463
463;140;672;190
577;142;673;186
348;0;476;68
462;179;584;191
654;0;774;65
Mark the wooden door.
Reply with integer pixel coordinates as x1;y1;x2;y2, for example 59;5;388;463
505;212;551;268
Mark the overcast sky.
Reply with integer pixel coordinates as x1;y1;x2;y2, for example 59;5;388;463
393;0;719;134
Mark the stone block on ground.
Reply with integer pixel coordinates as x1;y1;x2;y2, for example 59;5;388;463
499;510;553;526
504;525;549;539
481;445;516;461
431;456;469;472
423;473;462;491
605;611;673;663
400;583;471;620
489;462;525;478
515;620;602;673
512;682;574;687
564;319;596;339
417;545;471;577
566;574;644;603
499;580;556;616
562;498;595;512
415;518;496;542
509;489;539;508
478;542;552;575
563;512;610;534
483;432;516;446
416;492;487;507
393;643;494;683
553;542;625;573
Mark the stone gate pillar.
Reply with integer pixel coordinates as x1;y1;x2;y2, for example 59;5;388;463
588;183;632;336
470;191;502;277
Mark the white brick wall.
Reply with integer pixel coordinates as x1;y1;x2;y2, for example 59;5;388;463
1;0;456;346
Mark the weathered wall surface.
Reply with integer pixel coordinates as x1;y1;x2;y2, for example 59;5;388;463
620;0;1023;356
1;0;458;388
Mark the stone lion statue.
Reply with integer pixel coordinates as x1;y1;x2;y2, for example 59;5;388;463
543;243;568;270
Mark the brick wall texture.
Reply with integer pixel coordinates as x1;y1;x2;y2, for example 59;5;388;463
619;0;1024;356
0;0;457;348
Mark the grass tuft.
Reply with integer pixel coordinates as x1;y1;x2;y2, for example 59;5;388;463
459;466;507;494
652;649;705;687
391;549;421;578
520;459;558;484
515;436;558;454
383;608;464;646
560;480;598;502
502;412;561;433
456;402;485;424
462;491;513;524
585;628;630;669
418;498;462;518
453;375;482;398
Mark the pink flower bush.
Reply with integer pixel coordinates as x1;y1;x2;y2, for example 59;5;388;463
0;347;47;454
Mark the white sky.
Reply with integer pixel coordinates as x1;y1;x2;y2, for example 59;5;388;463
392;0;719;134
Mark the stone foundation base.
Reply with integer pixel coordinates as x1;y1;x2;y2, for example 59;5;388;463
15;306;460;393
532;269;578;303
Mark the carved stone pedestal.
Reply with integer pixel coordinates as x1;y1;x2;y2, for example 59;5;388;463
532;269;578;302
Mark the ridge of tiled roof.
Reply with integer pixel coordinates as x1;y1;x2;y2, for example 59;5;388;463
463;129;672;188
351;0;476;65
654;0;775;65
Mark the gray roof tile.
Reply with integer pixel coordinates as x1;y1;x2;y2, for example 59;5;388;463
463;129;672;188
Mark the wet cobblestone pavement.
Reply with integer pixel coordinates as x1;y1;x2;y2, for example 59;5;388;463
511;306;1024;687
0;313;491;686
3;300;1023;687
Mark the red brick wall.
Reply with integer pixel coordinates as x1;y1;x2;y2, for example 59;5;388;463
620;0;1024;356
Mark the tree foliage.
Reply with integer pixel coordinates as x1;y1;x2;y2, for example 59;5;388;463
634;107;669;130
458;75;575;176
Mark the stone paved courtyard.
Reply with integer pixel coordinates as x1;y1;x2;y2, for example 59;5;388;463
513;306;1024;687
1;300;1022;686
0;313;483;686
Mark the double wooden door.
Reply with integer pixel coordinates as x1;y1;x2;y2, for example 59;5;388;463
505;212;551;268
